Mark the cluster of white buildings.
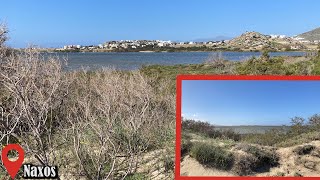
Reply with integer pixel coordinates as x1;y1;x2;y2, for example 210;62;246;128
102;40;228;49
102;40;175;49
270;34;286;39
56;39;230;51
292;36;320;44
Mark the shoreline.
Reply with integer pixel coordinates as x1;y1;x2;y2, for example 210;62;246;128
41;50;308;54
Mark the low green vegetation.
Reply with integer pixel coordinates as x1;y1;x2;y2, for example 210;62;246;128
182;117;319;176
242;145;279;169
243;114;320;147
190;142;234;170
276;131;320;147
124;173;148;180
181;132;193;157
141;52;320;95
182;119;241;142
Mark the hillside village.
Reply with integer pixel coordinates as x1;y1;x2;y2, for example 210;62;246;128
54;28;320;52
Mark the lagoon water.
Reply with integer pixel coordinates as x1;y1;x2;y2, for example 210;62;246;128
50;51;306;71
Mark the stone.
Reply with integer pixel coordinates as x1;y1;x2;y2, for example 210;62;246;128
304;161;316;170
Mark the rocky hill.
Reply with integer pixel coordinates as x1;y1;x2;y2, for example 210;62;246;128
227;31;305;51
297;27;320;41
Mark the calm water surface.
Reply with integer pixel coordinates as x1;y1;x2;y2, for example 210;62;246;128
48;51;306;71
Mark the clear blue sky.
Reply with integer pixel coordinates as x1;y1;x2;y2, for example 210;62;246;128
1;0;320;47
182;80;320;126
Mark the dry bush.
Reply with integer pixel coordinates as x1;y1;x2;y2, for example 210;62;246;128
0;47;70;177
63;69;175;179
0;48;175;179
204;52;236;74
0;22;8;47
232;153;257;176
205;52;224;65
0;23;176;179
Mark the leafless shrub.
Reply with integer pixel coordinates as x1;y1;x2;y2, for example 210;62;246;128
0;50;175;179
204;52;237;74
205;52;225;66
0;22;8;47
63;69;175;179
0;47;70;177
0;23;175;179
308;114;320;127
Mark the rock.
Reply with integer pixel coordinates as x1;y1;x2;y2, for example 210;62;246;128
311;150;320;158
304;161;316;170
227;31;305;51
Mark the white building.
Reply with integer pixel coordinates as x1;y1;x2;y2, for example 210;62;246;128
270;34;286;39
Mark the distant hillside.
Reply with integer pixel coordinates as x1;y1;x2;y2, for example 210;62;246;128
228;31;272;50
228;31;305;51
297;27;320;41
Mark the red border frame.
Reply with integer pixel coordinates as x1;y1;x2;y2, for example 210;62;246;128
175;75;320;180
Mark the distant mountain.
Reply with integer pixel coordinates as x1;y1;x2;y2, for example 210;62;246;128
192;36;233;42
297;27;320;41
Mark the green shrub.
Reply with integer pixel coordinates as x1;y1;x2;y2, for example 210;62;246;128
220;129;242;141
293;145;315;155
232;153;257;176
244;146;279;170
261;50;270;61
242;128;287;146
275;172;286;177
190;143;234;170
207;129;222;138
182;119;241;141
294;172;303;177
124;173;147;180
163;156;174;173
182;119;215;135
181;138;193;157
236;57;287;75
276;130;320;147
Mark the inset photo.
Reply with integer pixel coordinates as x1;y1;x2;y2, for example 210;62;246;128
178;76;320;178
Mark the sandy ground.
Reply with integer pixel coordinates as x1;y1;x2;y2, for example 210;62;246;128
181;140;320;177
181;155;236;176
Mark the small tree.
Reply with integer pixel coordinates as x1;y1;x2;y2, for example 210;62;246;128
289;116;306;135
308;114;320;128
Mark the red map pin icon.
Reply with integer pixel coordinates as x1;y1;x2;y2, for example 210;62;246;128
1;144;25;179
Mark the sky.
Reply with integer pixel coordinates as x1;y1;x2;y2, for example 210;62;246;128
182;80;320;126
1;0;320;48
